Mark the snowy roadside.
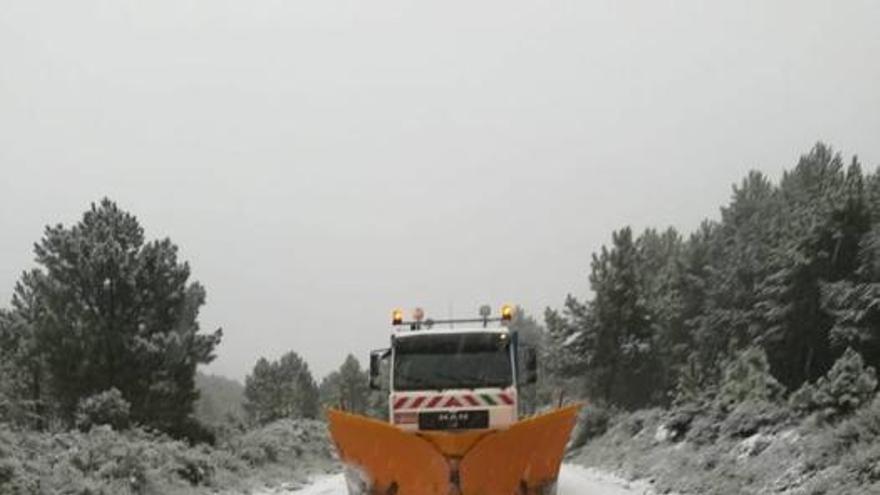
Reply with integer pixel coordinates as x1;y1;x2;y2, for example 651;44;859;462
253;464;663;495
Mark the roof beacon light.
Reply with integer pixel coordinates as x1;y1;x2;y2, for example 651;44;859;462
479;305;492;318
501;304;515;321
413;307;425;322
392;309;404;326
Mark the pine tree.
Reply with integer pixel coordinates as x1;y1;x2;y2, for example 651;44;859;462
540;144;880;412
821;213;880;366
0;298;48;427
717;346;785;409
543;296;591;402
694;171;778;380
243;358;277;425
636;227;688;405
319;371;342;409
790;348;877;419
0;309;15;420
5;199;221;434
677;223;719;386
588;227;659;408
243;351;319;425
757;146;869;388
320;355;370;414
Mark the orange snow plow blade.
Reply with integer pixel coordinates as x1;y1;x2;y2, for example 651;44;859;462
327;405;580;495
459;404;580;495
327;410;450;494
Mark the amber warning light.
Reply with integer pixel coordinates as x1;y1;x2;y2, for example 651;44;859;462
501;304;515;321
392;309;404;325
391;304;516;329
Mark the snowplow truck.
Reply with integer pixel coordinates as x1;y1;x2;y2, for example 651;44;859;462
327;305;580;495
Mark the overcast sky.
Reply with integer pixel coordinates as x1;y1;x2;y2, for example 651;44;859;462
2;0;878;381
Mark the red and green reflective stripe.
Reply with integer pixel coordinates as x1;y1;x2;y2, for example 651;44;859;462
394;392;517;410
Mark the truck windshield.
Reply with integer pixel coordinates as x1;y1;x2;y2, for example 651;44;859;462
393;332;513;391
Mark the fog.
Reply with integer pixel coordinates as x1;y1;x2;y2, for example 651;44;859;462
2;0;878;380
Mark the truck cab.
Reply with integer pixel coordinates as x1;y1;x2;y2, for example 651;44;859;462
369;306;538;433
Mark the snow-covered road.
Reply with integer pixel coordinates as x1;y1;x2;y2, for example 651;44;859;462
286;464;655;495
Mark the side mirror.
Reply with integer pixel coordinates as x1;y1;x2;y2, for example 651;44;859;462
524;347;538;385
370;349;389;390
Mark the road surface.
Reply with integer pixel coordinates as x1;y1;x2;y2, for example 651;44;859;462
286;464;656;495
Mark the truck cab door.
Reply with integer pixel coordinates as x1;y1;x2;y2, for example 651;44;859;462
369;348;390;390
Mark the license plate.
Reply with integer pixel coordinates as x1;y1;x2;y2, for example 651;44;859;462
419;410;489;430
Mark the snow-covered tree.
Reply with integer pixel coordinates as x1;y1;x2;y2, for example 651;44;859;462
791;347;877;419
6;199;221;435
543;144;880;412
320;354;370;414
717;347;785;409
244;351;319;424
